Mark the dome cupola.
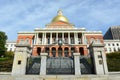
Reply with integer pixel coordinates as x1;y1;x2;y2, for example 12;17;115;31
52;10;69;23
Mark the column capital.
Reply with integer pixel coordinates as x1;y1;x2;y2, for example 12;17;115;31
73;53;80;56
41;53;48;56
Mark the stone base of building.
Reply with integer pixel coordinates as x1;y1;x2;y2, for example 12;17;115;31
0;74;120;80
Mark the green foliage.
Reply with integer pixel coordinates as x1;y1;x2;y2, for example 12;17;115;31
107;59;120;71
0;57;9;61
106;51;120;71
106;51;120;59
0;31;7;57
0;53;13;72
5;51;14;58
0;58;13;72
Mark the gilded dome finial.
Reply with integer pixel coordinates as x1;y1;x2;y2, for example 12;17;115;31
51;10;69;23
57;9;63;15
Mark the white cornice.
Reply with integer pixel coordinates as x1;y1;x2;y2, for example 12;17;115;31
18;31;34;34
84;31;102;34
104;40;120;42
34;28;86;31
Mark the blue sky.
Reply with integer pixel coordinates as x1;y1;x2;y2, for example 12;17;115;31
0;0;120;40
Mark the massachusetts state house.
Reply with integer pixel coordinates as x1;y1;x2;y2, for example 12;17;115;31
16;10;104;57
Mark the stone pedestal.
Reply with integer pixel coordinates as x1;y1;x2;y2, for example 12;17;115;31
73;53;81;75
89;42;108;75
12;44;31;75
40;53;48;75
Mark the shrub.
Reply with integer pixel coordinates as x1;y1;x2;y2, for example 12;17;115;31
5;51;14;58
106;51;120;59
106;51;120;71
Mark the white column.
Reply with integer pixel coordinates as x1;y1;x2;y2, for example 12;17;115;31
50;33;52;44
36;33;39;44
62;33;64;42
56;32;58;42
42;33;44;45
68;33;70;44
101;50;108;74
34;33;37;45
73;53;81;75
74;33;78;44
76;33;78;44
44;33;46;44
40;53;48;75
82;33;85;44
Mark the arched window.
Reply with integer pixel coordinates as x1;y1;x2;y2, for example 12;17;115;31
58;47;62;57
45;47;50;55
64;47;69;57
19;39;24;44
90;38;95;43
71;47;75;56
37;47;41;55
96;39;101;43
52;47;56;57
26;38;30;44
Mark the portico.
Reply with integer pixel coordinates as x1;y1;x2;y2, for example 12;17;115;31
32;31;88;57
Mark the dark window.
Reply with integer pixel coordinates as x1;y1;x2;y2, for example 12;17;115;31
10;48;12;51
18;60;21;65
113;44;114;46
109;48;111;52
48;38;50;44
117;43;119;46
108;44;110;46
114;48;116;51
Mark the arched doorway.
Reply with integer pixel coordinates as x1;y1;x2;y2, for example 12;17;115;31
71;47;75;57
52;47;56;57
64;47;69;57
58;47;62;57
45;47;50;56
79;47;84;55
37;47;41;55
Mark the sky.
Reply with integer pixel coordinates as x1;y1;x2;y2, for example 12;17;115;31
0;0;120;40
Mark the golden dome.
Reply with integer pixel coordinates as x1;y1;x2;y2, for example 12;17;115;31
51;10;69;23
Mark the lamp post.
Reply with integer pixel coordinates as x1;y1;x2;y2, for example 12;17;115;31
58;40;63;46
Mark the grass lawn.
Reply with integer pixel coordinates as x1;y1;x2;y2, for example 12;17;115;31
0;57;10;61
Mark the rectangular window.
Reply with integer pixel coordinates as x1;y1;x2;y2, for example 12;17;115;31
10;48;12;51
113;44;114;46
18;60;21;65
117;43;119;46
6;44;8;47
11;44;13;47
109;48;111;52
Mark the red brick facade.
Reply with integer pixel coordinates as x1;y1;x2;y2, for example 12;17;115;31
86;35;104;44
32;45;88;57
17;35;34;46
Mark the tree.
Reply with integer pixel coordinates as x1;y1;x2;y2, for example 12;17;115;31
0;31;7;57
